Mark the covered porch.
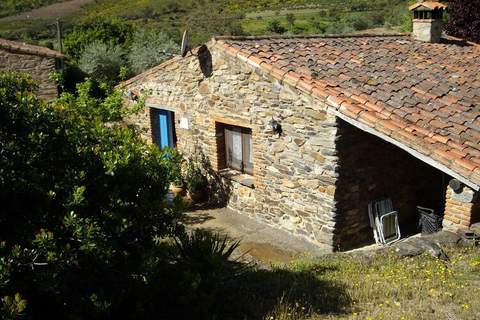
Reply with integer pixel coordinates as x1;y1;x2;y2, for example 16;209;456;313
332;119;479;250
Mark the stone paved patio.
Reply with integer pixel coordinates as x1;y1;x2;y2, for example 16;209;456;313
183;207;330;266
183;207;479;266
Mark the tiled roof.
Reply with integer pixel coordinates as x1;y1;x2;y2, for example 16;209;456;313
0;38;64;58
213;35;480;189
409;1;447;11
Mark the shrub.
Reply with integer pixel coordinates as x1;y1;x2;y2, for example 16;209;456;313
162;147;185;187
286;13;296;27
445;0;480;43
78;42;127;85
291;22;309;34
312;20;328;33
267;19;287;34
63;18;134;61
0;73;181;318
172;230;243;317
184;156;208;193
349;16;373;31
128;29;179;75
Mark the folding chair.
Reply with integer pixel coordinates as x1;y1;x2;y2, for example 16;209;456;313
368;198;401;245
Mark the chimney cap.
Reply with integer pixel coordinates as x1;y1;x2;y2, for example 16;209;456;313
409;1;447;11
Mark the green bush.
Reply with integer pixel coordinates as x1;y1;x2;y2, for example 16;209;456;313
162;147;185;187
63;18;134;61
78;42;127;85
0;72;182;318
184;156;208;193
267;19;287;34
349;16;373;31
128;29;179;75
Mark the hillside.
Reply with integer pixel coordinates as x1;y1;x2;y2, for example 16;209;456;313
0;0;67;18
0;0;411;49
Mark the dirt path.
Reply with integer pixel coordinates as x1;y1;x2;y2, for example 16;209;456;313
0;0;95;22
184;207;329;266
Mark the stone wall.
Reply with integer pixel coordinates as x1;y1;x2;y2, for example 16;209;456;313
412;19;443;43
443;185;480;231
125;44;338;249
333;120;447;249
0;48;59;100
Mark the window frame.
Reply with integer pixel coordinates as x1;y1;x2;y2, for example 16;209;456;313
223;124;254;175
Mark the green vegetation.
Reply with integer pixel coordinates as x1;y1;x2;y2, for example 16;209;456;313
1;72;479;319
0;0;412;49
128;29;179;74
262;246;480;319
0;72;243;319
0;0;63;18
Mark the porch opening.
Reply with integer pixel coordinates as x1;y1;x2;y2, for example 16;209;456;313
333;119;449;250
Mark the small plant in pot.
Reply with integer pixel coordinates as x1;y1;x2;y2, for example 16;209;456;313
185;157;208;203
163;148;186;197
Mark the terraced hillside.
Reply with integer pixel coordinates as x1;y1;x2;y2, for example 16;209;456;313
0;0;411;49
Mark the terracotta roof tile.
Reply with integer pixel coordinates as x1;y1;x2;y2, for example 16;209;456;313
215;35;480;188
0;38;64;58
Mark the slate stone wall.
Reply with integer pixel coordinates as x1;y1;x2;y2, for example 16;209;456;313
125;45;338;249
124;42;454;251
0;48;59;100
333;119;447;249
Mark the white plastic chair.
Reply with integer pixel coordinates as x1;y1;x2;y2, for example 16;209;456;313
368;198;401;245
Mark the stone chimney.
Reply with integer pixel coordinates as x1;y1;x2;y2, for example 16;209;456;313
409;1;447;43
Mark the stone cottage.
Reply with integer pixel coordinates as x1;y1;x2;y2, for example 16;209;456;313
122;2;480;251
0;38;64;100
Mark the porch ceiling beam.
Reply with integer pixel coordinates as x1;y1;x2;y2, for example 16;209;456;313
327;107;480;191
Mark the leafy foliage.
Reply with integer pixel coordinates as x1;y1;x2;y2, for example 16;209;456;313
184;156;209;193
128;29;179;75
162;148;185;187
63;18;135;61
445;0;480;43
78;42;127;85
267;19;287;33
0;72;182;318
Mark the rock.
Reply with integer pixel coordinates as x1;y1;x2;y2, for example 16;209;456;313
326;186;336;196
471;222;480;235
393;237;448;260
282;179;299;188
293;138;306;146
305;109;327;121
309;152;325;163
414;238;447;260
393;242;424;258
291;216;302;224
272;141;286;153
198;82;210;94
421;231;461;246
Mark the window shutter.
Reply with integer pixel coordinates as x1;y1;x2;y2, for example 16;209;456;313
225;126;243;171
242;130;253;174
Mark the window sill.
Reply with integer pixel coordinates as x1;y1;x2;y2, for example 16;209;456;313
218;169;255;188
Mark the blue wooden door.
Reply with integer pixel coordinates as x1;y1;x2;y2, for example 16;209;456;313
158;110;174;149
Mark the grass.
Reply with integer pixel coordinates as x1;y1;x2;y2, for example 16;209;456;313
246;245;480;320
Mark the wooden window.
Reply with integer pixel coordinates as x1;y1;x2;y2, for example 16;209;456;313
223;124;253;175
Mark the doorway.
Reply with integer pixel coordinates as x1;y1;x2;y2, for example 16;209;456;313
150;108;176;149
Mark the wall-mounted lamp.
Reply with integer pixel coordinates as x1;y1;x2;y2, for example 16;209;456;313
449;179;463;194
269;117;282;136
